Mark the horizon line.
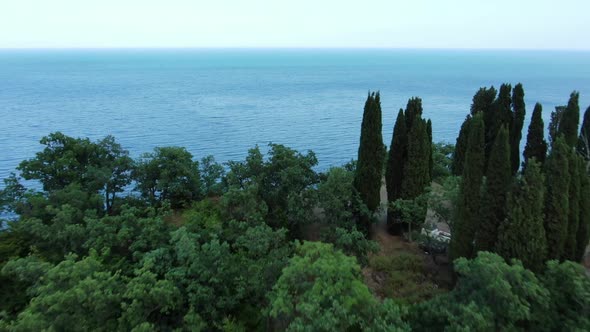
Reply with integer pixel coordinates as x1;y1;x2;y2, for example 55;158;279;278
1;46;589;52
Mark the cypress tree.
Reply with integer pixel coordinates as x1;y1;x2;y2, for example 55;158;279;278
563;152;580;261
558;91;580;148
354;92;385;219
496;83;513;126
385;109;407;233
577;106;590;166
510;83;526;174
401;117;430;200
523;103;548;167
450;113;485;260
452;115;471;175
471;86;497;115
404;97;423;131
404;97;423;133
544;136;570;260
576;157;590;261
496;160;547;271
386;109;407;203
548;106;565;146
475;125;512;252
427;119;433;181
486;84;512;162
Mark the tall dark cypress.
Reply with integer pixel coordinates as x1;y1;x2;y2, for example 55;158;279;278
404;97;423;131
496;83;513;126
401;117;430;200
496;160;547;271
355;92;385;219
558;91;580;148
386;109;407;234
548;106;565;146
471;86;497;115
427;119;433;181
450;113;485;260
475;125;512;252
452;115;471;175
485;84;512;168
576;157;590;261
510;83;526;174
523;103;548;167
544;136;570;260
386;109;407;204
577;106;590;166
485;83;512;162
563;152;580;261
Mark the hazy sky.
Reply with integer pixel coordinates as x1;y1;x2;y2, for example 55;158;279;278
1;0;589;49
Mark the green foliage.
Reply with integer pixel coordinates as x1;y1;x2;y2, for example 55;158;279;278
427;119;434;181
428;176;460;231
386;109;407;203
200;155;226;197
355;92;385;218
0;174;27;214
315;166;376;265
484;84;509;169
401;116;431;200
133;146;202;209
510;83;526;174
451;113;484;259
411;252;550;331
475;125;512;252
91;135;134;212
563;152;581;261
18;132;98;192
404;97;423;131
391;192;429;239
317;166;359;228
268;241;408;331
221;184;268;223
225;144;319;237
10;184;104;262
3;254;125;331
470;86;497;115
451;115;471;175
82;207;172;271
539;260;590;330
578;106;590;166
523;103;548;167
17;133;133;212
0;253;48;319
320;226;378;266
119;264;183;331
431;142;454;181
576;157;590;261
544;136;570;260
164;223;291;329
548;106;565;146
182;198;223;233
387;98;432;236
497;160;547;271
558;91;580;148
369;253;442;304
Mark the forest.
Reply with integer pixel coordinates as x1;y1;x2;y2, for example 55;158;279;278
1;84;590;331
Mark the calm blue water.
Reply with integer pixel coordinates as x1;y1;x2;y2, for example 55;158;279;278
1;49;590;184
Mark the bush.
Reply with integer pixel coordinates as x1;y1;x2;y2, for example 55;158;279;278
370;253;442;303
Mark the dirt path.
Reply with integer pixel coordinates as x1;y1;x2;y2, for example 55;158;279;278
364;179;454;298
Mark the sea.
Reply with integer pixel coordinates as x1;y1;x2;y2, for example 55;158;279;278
1;49;590;184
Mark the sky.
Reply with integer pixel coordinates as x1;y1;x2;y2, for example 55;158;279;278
1;0;589;49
